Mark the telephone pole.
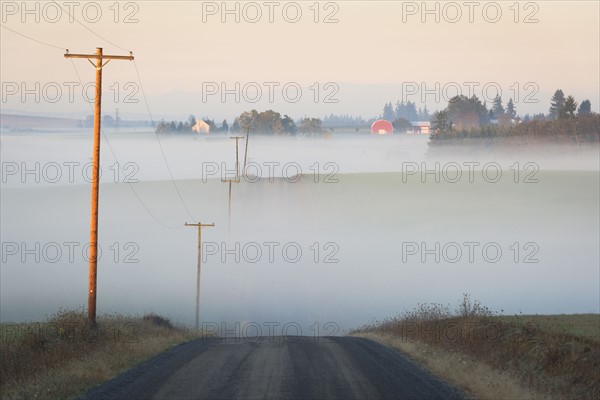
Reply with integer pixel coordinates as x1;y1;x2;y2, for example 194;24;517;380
243;127;251;177
65;48;134;326
185;222;215;330
223;136;244;239
230;135;244;180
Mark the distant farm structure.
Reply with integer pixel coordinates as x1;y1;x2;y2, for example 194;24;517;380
410;121;431;134
370;119;394;135
192;118;211;133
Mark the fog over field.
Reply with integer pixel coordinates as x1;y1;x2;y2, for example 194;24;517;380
1;132;598;333
1;0;599;338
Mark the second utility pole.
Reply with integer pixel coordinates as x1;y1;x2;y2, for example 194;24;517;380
185;222;215;330
223;136;244;239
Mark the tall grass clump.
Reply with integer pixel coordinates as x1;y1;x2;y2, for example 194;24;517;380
351;294;599;400
1;309;198;399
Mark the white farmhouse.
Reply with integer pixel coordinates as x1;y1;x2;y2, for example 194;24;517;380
192;118;211;133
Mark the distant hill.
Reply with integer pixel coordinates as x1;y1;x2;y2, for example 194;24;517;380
0;114;79;129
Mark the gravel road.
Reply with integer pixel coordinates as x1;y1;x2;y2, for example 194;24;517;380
81;336;465;400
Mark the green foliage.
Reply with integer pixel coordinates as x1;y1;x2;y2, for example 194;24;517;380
382;102;395;121
232;110;310;135
392;117;412;132
431;110;450;132
578;99;591;115
298;117;323;134
506;98;517;119
430;113;600;143
394;101;419;121
445;95;488;130
549;89;566;119
563;96;578;118
281;115;297;134
492;95;505;116
230;118;241;133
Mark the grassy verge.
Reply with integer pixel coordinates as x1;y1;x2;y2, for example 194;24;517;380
350;295;600;400
0;310;201;400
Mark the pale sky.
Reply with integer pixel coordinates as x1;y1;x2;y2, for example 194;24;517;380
1;1;599;120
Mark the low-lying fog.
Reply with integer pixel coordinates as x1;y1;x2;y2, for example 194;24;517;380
1;130;599;334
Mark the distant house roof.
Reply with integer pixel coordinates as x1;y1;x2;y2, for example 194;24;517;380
411;121;431;127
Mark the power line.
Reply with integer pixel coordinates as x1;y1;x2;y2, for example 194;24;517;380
47;1;198;222
4;16;197;226
51;1;131;53
133;61;197;222
1;25;66;50
70;59;182;230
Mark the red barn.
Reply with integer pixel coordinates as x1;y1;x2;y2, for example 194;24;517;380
371;119;394;135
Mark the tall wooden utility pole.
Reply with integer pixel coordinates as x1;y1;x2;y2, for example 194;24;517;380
65;48;134;326
185;222;215;330
243;127;251;177
223;136;244;239
230;135;244;180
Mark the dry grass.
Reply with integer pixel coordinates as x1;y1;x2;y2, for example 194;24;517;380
350;295;600;400
355;331;540;400
0;309;200;400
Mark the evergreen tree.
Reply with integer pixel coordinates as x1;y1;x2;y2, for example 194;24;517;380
421;105;429;120
549;89;566;119
383;102;395;121
432;110;450;132
394;101;404;119
231;118;241;133
221;119;229;132
405;101;418;121
506;98;517;119
492;95;505;116
578;99;591;115
563;96;577;118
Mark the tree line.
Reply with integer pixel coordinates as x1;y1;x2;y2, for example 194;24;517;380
429;89;597;143
156;110;325;135
381;100;431;122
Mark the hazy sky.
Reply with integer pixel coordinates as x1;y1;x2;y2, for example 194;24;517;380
1;1;599;120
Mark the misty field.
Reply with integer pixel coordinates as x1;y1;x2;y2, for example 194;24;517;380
2;137;598;331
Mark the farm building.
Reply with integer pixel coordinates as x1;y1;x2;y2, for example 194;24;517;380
192;118;211;133
411;121;431;134
370;119;393;135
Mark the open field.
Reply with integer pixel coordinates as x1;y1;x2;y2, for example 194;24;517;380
2;169;598;329
351;297;600;400
496;314;600;340
0;310;200;400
